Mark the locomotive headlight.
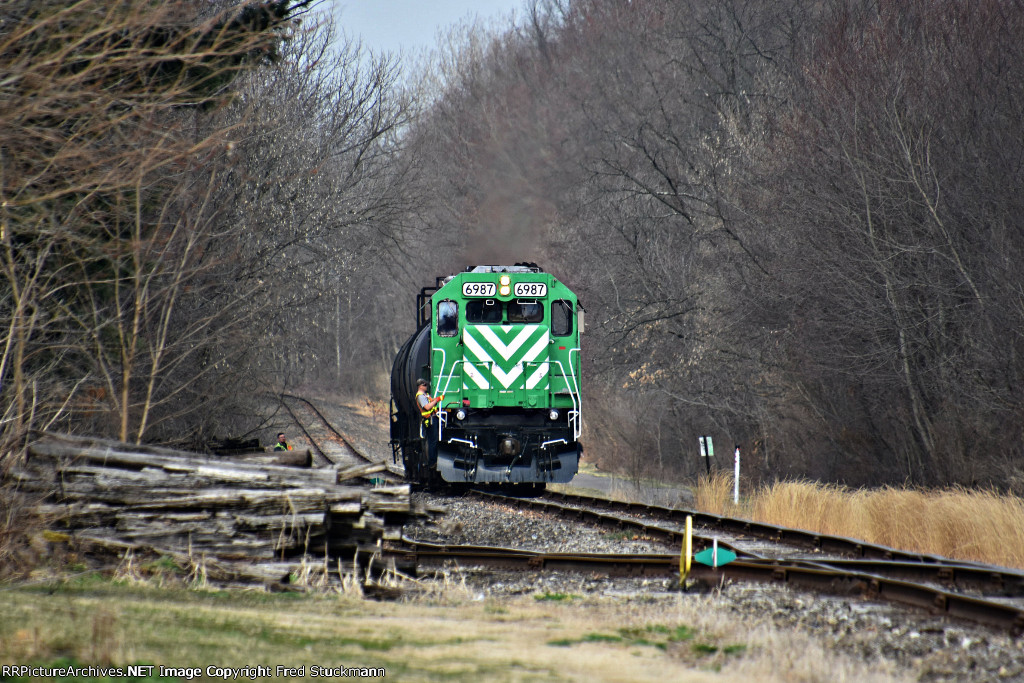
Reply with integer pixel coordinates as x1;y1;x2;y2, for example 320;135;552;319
456;409;467;420
499;275;511;285
548;409;560;421
499;285;510;296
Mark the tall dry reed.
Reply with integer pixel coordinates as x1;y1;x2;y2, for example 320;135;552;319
746;481;1024;569
751;480;868;537
693;470;736;516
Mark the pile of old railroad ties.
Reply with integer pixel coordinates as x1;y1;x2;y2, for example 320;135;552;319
388;489;1024;636
10;431;413;590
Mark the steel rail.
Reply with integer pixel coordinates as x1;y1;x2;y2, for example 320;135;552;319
281;394;354;450
469;489;1024;596
391;538;677;577
468;489;757;556
280;393;403;480
539;489;999;568
792;559;1024;596
278;395;334;465
393;538;1024;635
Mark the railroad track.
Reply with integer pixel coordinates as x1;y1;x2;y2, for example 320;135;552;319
536;489;994;567
453;488;1024;635
279;393;404;481
469;489;1024;590
388;537;1024;635
270;397;1024;634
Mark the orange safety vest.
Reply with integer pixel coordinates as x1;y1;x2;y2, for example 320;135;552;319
417;390;438;422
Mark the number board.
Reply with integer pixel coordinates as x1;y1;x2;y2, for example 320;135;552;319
513;282;547;297
462;281;497;297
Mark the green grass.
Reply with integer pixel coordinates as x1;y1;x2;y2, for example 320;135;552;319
1;582;417;678
533;591;580;602
143;556;184;575
0;575;882;681
4;580;718;682
546;623;713;653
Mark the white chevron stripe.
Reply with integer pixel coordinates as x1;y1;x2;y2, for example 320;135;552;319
463;331;495;365
522;331;549;364
461;326;551;390
491;363;523;388
525;362;549;389
476;326;535;361
515;332;550;389
462;361;489;389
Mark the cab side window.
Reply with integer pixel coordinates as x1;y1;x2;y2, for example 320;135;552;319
551;300;573;336
437;300;458;337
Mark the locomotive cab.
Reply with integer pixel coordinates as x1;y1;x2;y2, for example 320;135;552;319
390;265;582;485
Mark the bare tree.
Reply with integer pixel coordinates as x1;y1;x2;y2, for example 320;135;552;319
0;0;319;451
744;0;1024;483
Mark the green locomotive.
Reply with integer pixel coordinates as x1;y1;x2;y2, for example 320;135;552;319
390;264;582;485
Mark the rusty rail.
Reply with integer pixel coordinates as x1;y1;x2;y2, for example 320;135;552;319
393;537;1024;635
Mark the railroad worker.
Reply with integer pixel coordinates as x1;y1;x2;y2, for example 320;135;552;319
273;432;293;451
416;379;443;422
416;379;443;467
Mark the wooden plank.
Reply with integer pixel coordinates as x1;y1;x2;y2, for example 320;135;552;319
336;462;386;483
29;441;337;484
226;450;312;468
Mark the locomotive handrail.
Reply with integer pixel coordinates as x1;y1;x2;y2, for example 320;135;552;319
550;360;581;440
567;347;582;401
439;356;473;398
567;348;582;440
433;347;447;441
435;348;453;441
436;347;580;440
433;346;448;393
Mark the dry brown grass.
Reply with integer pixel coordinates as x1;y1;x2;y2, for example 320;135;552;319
692;470;737;516
743;481;1024;570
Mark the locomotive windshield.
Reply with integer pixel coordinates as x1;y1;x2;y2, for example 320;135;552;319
466;299;502;323
464;300;545;324
508;301;543;323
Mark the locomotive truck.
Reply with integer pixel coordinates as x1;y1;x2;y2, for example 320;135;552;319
390;264;582;486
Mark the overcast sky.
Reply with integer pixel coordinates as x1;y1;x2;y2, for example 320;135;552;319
331;1;523;56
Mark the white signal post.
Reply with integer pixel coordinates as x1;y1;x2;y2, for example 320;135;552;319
733;446;740;505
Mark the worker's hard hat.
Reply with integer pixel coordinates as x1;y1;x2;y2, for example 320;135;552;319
416;378;429;387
